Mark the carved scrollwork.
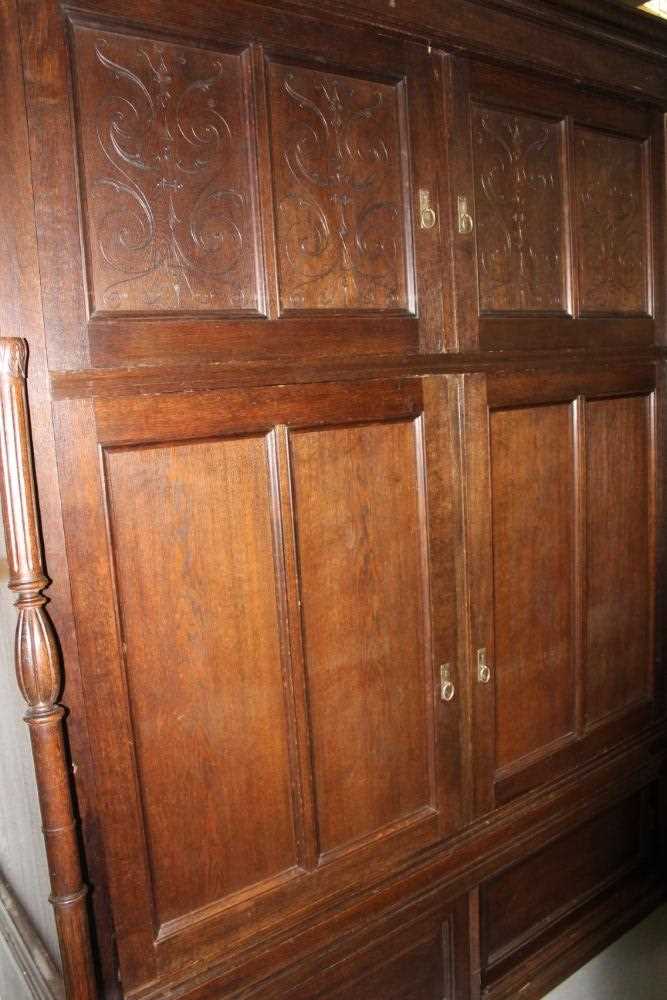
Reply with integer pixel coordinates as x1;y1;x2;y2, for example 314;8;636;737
271;65;408;311
575;130;647;314
73;27;257;312
472;105;566;313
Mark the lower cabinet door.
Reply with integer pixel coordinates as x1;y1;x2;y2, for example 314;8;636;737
53;376;466;995
463;365;661;813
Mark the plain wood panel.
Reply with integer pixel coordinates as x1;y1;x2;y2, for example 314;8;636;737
585;394;653;725
104;434;297;927
311;923;448;1000
490;403;576;771
482;794;642;968
289;418;432;855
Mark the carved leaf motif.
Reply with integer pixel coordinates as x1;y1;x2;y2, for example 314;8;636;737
15;603;62;710
575;129;647;314
270;64;409;312
472;105;566;314
72;26;258;313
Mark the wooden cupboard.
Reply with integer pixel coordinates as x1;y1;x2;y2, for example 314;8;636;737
0;1;665;999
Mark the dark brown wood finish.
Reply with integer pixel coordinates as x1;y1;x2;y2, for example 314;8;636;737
0;339;97;1000
52;376;466;993
466;365;662;810
444;56;663;351
18;0;448;369
2;0;667;996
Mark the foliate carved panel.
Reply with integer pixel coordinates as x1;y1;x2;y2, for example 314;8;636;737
268;62;411;312
471;105;567;313
71;25;260;314
574;128;648;314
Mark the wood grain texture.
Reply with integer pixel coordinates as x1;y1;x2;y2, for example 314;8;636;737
481;793;643;972
472;105;567;314
574;129;649;316
585;393;654;725
0;340;97;1000
268;61;411;313
490;403;576;771
70;23;261;315
104;434;298;925
289;418;432;854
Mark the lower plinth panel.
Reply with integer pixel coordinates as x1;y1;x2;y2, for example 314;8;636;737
479;784;665;1000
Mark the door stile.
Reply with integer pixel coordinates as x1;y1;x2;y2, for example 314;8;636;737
456;374;495;817
272;424;320;870
422;375;469;834
572;394;587;739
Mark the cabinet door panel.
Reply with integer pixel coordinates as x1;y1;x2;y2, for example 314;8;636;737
268;61;412;314
290;420;432;854
574;130;648;316
490;403;576;772
54;377;465;995
444;56;662;351
472;105;568;315
22;0;445;368
467;368;660;812
585;394;654;725
71;23;261;316
105;436;297;928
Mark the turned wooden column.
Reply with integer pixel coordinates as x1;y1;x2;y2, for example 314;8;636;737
0;338;97;1000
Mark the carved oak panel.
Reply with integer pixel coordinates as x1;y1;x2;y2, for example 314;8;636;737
471;105;567;313
71;24;260;314
268;61;411;312
574;128;648;315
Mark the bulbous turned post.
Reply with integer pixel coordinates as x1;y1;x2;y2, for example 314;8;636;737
0;338;97;1000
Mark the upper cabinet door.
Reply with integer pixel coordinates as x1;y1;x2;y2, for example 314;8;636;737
461;366;663;814
443;56;664;351
52;375;466;994
20;0;446;368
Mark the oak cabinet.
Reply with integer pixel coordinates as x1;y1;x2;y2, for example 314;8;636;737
444;57;664;352
24;1;447;369
480;785;662;999
463;366;662;812
1;0;665;998
52;376;466;992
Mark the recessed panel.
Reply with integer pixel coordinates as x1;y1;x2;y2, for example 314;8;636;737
105;435;297;927
268;61;411;312
490;403;575;770
289;420;431;854
71;24;260;314
585;394;652;724
472;105;567;313
574;129;648;315
482;795;641;968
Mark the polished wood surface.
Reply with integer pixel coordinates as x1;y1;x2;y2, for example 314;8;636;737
490;402;576;771
0;339;97;1000
1;0;666;997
